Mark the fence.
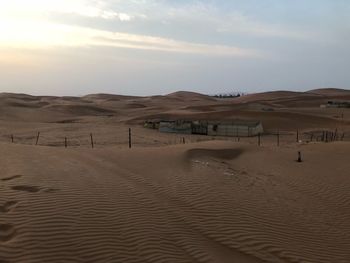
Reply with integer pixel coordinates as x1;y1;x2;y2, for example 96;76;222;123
1;128;349;149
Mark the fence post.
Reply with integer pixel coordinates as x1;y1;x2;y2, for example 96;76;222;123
11;134;14;143
65;137;68;148
183;137;185;144
90;133;94;149
296;129;299;142
277;131;280;146
129;128;132;149
35;132;40;145
297;151;302;162
258;133;261;146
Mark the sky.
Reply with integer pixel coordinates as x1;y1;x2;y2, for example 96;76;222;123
0;0;349;96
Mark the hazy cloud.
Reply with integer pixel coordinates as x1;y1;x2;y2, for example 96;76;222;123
0;0;133;21
0;19;261;58
0;0;349;95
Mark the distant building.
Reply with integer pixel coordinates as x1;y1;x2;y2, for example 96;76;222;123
207;120;263;137
144;120;160;129
320;101;350;108
159;120;192;134
155;119;263;137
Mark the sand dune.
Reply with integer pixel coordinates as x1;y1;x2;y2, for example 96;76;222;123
44;104;116;116
1;89;348;130
307;88;350;96
0;141;349;262
0;89;349;262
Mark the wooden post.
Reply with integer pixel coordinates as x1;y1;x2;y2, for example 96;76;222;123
296;130;299;142
277;131;280;146
90;133;94;149
11;134;14;143
297;151;302;162
65;137;67;148
322;131;325;142
310;133;314;142
35;132;40;145
258;133;261;146
182;137;185;144
325;132;328;143
128;128;131;149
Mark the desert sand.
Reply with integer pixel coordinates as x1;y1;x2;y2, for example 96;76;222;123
0;88;350;262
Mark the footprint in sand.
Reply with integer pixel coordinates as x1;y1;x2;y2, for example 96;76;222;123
11;185;59;194
3;175;59;193
11;185;41;193
0;224;16;243
1;175;22;182
0;201;18;213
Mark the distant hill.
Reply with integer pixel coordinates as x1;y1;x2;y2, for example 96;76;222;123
307;88;350;96
165;91;216;101
83;93;141;101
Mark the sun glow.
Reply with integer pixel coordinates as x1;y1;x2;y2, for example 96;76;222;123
0;2;67;48
0;0;260;58
0;0;126;49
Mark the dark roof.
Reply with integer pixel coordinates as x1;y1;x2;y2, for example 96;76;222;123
207;120;261;127
159;119;261;127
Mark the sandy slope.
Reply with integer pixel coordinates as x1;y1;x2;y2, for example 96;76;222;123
0;89;349;132
0;89;349;262
0;140;349;262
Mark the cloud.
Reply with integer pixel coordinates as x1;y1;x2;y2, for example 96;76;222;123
0;17;261;58
141;1;311;40
92;33;262;57
216;12;309;40
0;0;133;22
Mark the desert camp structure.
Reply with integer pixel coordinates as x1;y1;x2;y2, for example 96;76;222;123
320;101;350;108
146;120;263;137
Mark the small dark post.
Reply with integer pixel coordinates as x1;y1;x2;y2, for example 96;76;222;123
325;132;329;143
296;129;299;142
297;151;302;162
258;133;261;146
322;131;325;142
90;133;94;149
310;133;314;142
11;134;14;143
277;131;280;146
35;132;40;145
182;137;185;144
128;128;132;149
65;137;67;148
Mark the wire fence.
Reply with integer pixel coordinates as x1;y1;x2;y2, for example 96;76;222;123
1;126;349;149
